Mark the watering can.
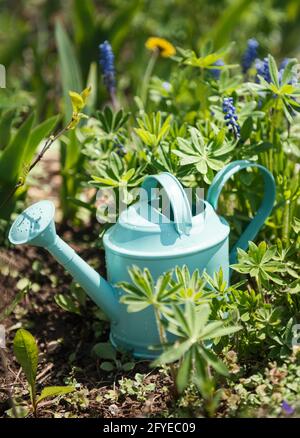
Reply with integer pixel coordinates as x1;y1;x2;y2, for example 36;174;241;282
8;160;275;358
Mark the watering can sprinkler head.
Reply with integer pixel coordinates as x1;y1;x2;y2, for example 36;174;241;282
8;200;120;322
9;200;57;248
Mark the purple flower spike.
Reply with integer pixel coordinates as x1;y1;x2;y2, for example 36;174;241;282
255;57;271;83
279;58;292;71
222;97;240;139
242;38;259;73
99;41;116;95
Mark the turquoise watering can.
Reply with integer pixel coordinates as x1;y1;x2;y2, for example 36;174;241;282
8;160;275;358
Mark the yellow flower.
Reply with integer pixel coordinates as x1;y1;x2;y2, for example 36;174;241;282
68;86;91;129
145;37;176;58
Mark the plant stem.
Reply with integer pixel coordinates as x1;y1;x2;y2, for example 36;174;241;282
256;275;266;303
141;51;158;107
153;306;178;396
0;124;69;210
29;125;68;172
282;199;290;242
31;385;37;417
110;89;118;111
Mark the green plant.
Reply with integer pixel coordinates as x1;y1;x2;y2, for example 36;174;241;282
118;373;156;402
231;241;286;301
0;288;29;324
153;303;240;398
248;55;300;123
224;353;300;417
134;112;172;150
54;283;87;315
118;265;183;393
174;125;235;184
13;329;75;417
90;152;145;209
119;265;241;412
92;342;135;372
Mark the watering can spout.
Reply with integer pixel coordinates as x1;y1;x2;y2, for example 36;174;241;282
8;200;120;322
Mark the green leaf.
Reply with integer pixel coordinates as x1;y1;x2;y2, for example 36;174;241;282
123;168;135;182
240;117;253;141
36;386;75;405
253;142;273;153
268;55;280;88
292;217;300;234
122;362;135;372
13;329;38;392
0;288;28;323
201;323;242;340
85;62;97;115
92;342;116;360
193;347;207;382
26;115;59;164
200;347;229;376
120;298;150;313
104;106;113;130
196;159;208;174
152;339;192;366
54;293;81;315
158;115;172;141
176;350;192;393
195;303;211;335
0;113;34;182
55;21;83;122
100;361;115;372
128;266;154;298
156;271;173;299
0;109;15;149
91;175;118;187
171;305;191;335
5;405;30;418
134;128;156;146
281;59;297;85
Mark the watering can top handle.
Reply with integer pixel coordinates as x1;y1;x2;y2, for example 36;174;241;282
141;172;193;236
207;160;276;263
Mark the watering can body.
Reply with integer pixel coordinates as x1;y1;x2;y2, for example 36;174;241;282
104;200;230;357
8;160;276;359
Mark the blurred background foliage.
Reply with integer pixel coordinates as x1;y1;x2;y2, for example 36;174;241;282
1;0;300;235
1;0;300;118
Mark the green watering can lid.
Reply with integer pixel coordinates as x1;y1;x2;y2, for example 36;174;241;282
103;172;229;258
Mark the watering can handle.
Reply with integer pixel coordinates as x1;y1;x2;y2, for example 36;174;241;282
141;172;193;236
207;160;276;264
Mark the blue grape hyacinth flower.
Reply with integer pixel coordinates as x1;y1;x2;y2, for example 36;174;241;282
255;57;271;83
222;97;240;139
210;59;224;80
242;38;259;73
99;41;116;95
279;58;290;71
